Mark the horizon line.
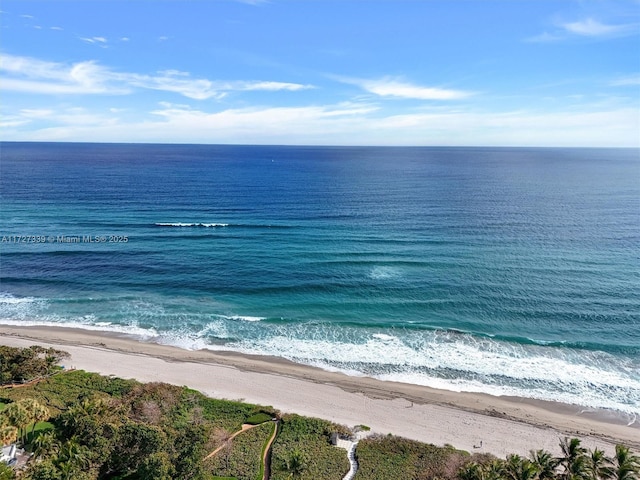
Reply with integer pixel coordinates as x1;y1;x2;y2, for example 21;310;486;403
1;140;638;150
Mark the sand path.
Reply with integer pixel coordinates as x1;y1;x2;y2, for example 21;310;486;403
204;423;257;460
261;420;279;480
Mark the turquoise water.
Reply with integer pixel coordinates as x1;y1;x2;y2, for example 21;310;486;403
1;142;639;417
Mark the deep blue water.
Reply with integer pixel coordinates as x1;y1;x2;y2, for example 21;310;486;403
1;142;639;417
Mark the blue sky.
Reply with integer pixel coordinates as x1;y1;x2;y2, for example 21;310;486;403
1;0;639;146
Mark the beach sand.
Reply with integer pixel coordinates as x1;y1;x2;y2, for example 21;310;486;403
1;325;637;459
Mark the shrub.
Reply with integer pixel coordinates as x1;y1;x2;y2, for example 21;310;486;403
245;412;273;425
270;415;350;480
355;435;469;480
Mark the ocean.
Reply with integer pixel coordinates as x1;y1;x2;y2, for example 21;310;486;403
1;142;638;420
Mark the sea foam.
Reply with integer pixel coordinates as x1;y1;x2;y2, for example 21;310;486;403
155;222;229;227
201;327;640;415
1;293;638;415
368;266;402;280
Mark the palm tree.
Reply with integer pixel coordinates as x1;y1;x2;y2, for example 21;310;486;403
587;448;613;480
32;430;58;459
459;462;485;480
57;437;90;468
17;399;49;437
504;454;539;480
53;437;91;480
35;402;49;419
531;449;560;480
486;459;507;480
611;445;640;480
18;399;38;426
280;449;307;479
557;437;589;480
3;402;29;445
58;398;109;435
0;424;18;447
58;460;78;480
0;415;15;442
32;403;49;433
458;460;505;480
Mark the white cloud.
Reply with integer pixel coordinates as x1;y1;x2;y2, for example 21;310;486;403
0;116;30;128
157;101;193;110
1;107;106;129
5;101;636;148
0;78;113;95
54;107;119;126
610;74;640;86
0;55;120;94
50;26;63;31
122;73;313;100
124;73;221;100
372;107;640;147
20;108;54;118
3;102;378;143
528;17;639;42
0;54;315;99
80;37;107;45
149;102;378;128
236;81;314;91
69;62;104;85
158;69;190;77
366;80;471;100
561;18;626;36
339;76;472;100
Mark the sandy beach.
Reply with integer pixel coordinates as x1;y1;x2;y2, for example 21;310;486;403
1;325;637;459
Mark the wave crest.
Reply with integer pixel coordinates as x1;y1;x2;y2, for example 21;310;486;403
155;222;229;228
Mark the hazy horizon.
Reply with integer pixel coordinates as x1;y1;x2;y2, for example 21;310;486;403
1;0;638;147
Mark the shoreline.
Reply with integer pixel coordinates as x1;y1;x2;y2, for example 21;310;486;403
1;325;638;458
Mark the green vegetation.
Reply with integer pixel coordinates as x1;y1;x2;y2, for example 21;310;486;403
195;390;268;431
355;435;640;480
270;414;350;480
355;435;471;480
0;398;50;446
0;369;136;417
458;437;640;480
0;365;272;479
25;420;54;444
0;345;638;480
207;421;273;480
245;412;274;425
0;345;69;385
0;463;15;480
259;420;279;480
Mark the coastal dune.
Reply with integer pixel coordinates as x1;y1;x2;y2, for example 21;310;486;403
1;325;637;459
